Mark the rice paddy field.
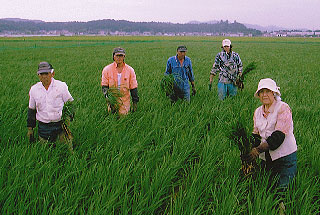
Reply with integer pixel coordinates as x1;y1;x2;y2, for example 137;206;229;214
0;36;319;214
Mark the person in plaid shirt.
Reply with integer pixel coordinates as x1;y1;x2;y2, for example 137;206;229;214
208;39;243;100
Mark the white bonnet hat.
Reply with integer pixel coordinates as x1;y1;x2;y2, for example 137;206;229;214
254;78;281;98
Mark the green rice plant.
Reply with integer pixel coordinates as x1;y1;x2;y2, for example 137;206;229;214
62;101;75;149
105;87;124;113
62;101;74;122
228;120;257;177
0;36;320;214
160;74;185;99
236;61;257;89
160;74;175;96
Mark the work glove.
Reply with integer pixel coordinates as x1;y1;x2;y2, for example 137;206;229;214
208;83;212;91
192;87;196;96
27;128;35;143
131;103;138;112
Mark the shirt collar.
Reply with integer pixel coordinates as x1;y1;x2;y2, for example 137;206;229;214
262;100;277;118
113;61;125;68
175;55;185;63
38;77;54;90
223;50;232;56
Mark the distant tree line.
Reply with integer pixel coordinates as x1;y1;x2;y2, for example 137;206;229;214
0;19;262;35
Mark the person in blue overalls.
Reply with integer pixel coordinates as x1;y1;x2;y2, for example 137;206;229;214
164;45;196;102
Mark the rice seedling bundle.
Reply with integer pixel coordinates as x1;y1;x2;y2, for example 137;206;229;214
1;36;320;214
228;121;257;177
236;61;257;89
62;101;75;147
160;74;175;96
106;87;124;112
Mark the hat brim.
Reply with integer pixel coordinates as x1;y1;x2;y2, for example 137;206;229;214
114;52;126;56
37;69;53;74
177;49;187;52
254;87;281;98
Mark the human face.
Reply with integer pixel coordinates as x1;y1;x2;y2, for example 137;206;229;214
114;54;125;65
223;45;230;53
177;51;186;60
38;72;54;88
258;88;275;107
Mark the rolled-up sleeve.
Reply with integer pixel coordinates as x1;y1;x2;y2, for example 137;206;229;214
165;59;172;75
62;83;74;102
252;109;259;134
129;70;138;89
28;88;36;109
187;60;195;82
210;54;221;75
101;67;109;86
275;103;293;135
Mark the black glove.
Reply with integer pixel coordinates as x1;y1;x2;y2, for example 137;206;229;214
208;83;212;91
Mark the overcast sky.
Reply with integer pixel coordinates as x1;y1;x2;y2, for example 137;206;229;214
1;0;319;30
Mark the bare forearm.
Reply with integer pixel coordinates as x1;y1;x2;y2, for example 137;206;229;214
256;141;269;153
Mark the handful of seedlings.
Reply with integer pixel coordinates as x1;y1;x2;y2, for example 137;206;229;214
106;87;124;113
62;101;74;122
236;61;257;90
160;74;175;96
62;101;75;149
229;120;258;177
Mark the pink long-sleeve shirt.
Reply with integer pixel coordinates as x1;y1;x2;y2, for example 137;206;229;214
101;62;138;115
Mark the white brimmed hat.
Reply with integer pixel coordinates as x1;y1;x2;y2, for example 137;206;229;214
254;78;281;98
222;39;231;47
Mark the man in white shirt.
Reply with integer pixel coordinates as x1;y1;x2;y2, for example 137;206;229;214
27;62;74;150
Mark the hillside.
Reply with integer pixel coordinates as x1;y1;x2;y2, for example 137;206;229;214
0;18;262;36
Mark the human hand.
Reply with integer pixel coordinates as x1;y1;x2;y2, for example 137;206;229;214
192;87;196;96
27;128;35;143
131;103;138;112
106;98;117;113
241;148;260;162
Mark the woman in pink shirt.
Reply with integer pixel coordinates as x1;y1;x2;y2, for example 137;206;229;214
101;47;139;115
244;78;297;212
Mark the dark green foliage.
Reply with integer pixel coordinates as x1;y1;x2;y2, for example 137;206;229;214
62;101;74;122
160;74;175;96
1;36;320;214
228;120;258;177
106;87;124;112
229;120;252;155
0;19;262;35
236;61;257;89
239;61;257;82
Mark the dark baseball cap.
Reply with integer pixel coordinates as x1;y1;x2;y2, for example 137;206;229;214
37;62;54;74
177;45;187;52
113;47;126;56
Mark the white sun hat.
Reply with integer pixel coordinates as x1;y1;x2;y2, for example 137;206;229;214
254;78;281;98
222;39;231;47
